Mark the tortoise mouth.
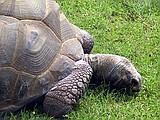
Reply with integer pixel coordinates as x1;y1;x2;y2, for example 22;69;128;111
132;86;141;92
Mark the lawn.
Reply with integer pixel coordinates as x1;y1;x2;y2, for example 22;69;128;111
3;0;160;120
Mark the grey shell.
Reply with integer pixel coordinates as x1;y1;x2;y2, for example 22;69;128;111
0;0;84;110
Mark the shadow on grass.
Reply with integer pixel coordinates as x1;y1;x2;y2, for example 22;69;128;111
88;83;140;102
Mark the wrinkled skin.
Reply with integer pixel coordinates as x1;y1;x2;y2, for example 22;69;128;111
85;54;142;92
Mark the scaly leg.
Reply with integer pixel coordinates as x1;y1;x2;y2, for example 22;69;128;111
43;60;93;117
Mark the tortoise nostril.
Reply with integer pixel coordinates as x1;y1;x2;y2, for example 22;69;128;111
132;78;138;86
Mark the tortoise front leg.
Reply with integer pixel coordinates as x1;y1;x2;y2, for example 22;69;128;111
43;61;92;117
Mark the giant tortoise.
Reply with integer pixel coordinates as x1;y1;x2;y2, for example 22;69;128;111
0;0;142;117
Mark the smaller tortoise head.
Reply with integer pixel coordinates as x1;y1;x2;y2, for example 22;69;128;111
109;59;142;92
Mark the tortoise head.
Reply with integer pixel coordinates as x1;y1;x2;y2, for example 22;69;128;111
121;69;142;92
85;54;142;92
110;60;142;92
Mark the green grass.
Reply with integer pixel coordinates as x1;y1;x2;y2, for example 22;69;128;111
3;0;160;119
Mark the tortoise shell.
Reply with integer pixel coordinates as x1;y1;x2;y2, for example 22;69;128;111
0;0;84;111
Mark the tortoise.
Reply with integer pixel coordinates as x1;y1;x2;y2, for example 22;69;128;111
0;0;142;118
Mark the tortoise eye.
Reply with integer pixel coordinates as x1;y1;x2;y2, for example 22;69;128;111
132;78;138;86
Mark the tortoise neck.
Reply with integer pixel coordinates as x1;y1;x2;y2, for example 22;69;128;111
84;54;99;73
84;54;106;85
84;54;122;85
